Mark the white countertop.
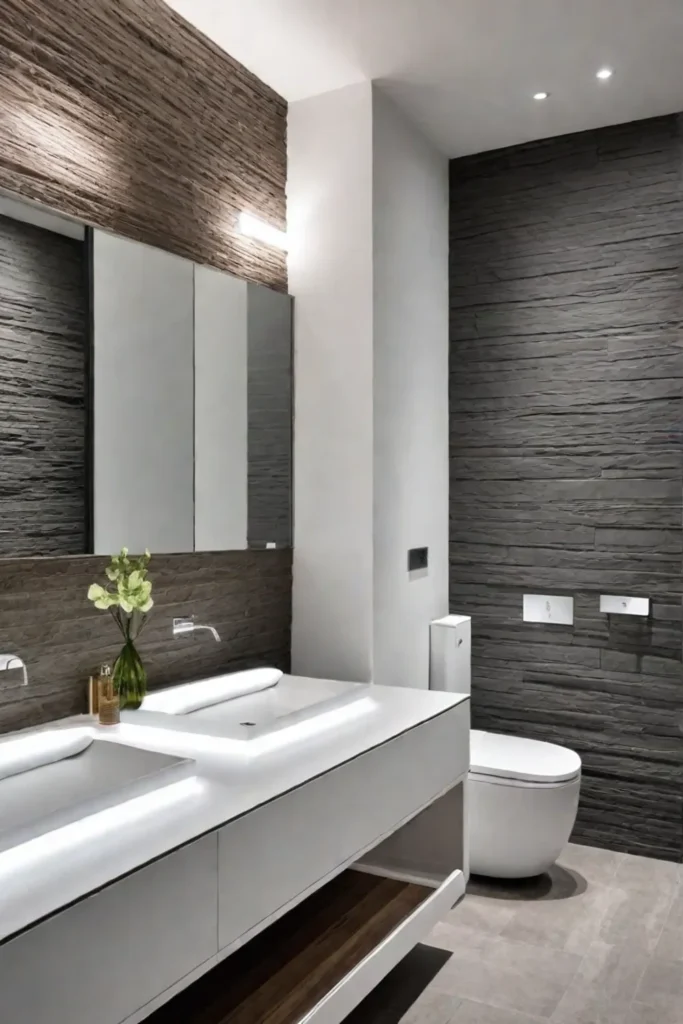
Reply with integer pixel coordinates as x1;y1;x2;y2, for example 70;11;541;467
0;675;469;944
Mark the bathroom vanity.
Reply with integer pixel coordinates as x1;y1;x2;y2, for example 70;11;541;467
0;673;470;1024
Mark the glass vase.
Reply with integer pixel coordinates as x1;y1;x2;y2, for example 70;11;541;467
113;637;147;710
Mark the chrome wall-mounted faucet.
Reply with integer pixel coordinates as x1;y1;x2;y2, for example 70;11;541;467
0;654;28;686
172;617;221;642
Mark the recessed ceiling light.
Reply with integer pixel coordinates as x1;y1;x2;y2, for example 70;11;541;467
533;91;549;101
596;67;613;80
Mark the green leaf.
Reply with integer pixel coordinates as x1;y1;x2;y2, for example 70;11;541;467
88;583;106;602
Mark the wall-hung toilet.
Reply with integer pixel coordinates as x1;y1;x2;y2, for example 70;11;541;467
430;614;581;879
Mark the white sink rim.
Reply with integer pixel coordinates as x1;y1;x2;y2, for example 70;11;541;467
139;667;282;715
0;726;94;782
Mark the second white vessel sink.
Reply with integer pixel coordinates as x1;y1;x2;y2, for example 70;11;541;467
131;672;375;750
0;728;192;854
187;675;367;731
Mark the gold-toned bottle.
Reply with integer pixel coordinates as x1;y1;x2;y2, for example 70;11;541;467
97;664;120;726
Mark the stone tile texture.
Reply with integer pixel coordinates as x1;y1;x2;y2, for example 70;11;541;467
449;115;683;860
1;0;287;291
0;550;292;733
391;844;682;1024
0;0;291;733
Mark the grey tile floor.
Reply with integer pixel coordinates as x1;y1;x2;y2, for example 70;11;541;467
349;843;683;1024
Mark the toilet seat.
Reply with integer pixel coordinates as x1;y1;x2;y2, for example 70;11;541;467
470;730;581;786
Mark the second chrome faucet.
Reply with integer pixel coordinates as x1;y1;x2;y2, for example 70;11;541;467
172;617;221;642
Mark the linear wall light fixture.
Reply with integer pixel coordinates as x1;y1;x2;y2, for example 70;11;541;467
238;212;288;250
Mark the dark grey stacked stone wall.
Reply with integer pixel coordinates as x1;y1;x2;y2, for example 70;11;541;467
0;550;292;734
449;115;683;860
0;0;287;292
0;215;87;556
0;0;292;730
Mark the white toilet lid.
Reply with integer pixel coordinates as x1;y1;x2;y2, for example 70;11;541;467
470;730;581;784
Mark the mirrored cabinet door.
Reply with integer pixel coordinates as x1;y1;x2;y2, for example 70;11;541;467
194;265;249;551
194;268;293;552
92;231;195;555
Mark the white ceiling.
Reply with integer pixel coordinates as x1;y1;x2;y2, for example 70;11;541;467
167;0;683;157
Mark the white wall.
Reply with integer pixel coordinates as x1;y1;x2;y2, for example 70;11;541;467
372;88;449;689
288;83;375;682
289;83;448;689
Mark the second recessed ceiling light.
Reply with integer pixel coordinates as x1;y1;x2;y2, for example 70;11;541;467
533;68;613;101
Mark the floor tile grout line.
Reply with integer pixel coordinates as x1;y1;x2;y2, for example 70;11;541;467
425;845;683;1024
455;995;549;1022
550;935;591;1024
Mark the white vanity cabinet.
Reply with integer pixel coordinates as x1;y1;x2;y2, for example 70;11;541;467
0;698;469;1024
0;835;218;1024
216;701;468;951
203;702;468;1024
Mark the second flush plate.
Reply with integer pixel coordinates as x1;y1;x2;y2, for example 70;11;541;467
523;594;574;626
600;595;650;616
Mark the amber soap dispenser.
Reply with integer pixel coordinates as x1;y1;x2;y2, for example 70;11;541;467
89;664;120;726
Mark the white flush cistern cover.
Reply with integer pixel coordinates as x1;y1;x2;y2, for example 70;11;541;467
140;668;283;715
470;730;581;784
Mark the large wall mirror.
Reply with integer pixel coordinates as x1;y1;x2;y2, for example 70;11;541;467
0;191;292;557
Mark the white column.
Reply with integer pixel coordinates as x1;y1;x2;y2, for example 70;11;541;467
371;88;449;688
288;83;375;683
289;83;448;689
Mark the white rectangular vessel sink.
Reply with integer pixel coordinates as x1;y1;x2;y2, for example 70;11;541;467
188;676;366;732
0;728;192;854
136;672;375;747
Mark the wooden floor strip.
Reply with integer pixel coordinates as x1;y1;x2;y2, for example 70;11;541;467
145;869;430;1024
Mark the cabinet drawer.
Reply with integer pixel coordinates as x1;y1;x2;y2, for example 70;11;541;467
147;864;465;1024
0;835;218;1024
217;702;468;950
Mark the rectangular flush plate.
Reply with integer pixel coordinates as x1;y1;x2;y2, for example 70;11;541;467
600;595;650;616
523;594;574;626
408;547;428;572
